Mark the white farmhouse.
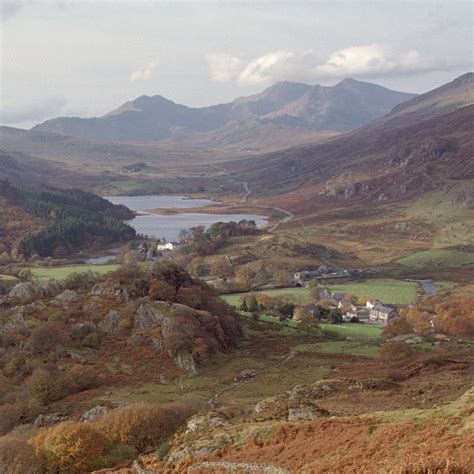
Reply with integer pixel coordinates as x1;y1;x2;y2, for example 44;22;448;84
157;242;174;251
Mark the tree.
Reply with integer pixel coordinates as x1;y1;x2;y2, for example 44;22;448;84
240;298;249;312
33;421;109;473
28;368;66;404
234;265;255;291
299;315;319;336
273;270;288;286
210;257;233;278
29;322;67;355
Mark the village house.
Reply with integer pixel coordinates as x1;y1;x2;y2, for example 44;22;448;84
369;303;398;324
157;242;174;251
343;307;370;322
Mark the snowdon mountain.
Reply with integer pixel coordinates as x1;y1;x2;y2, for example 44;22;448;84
32;78;416;143
226;72;473;211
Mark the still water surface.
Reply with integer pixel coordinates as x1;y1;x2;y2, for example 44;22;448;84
106;195;268;241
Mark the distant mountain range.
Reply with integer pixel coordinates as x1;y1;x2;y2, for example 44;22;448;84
32;78;416;143
227;72;473;211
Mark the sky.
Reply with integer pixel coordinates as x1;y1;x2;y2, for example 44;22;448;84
1;1;472;129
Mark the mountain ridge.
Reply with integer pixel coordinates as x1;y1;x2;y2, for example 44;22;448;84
31;78;416;143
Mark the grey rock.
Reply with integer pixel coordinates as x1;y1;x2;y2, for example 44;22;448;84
8;282;41;304
172;351;197;374
34;413;69;427
287;402;329;421
81;405;108;422
55;289;81;304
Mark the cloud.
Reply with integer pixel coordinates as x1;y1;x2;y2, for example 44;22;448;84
129;61;157;83
207;45;452;86
205;54;241;82
1;1;23;22
1;97;67;125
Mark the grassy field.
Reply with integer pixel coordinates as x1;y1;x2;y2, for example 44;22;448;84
240;312;383;341
31;264;120;282
0;274;18;281
397;248;474;270
222;278;419;306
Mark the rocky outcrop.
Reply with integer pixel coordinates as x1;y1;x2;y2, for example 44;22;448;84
287;401;329;421
99;310;127;333
55;289;81;304
90;283;132;302
186;412;229;433
172;351;197;374
81;405;108;422
8;282;41;304
34;413;69;427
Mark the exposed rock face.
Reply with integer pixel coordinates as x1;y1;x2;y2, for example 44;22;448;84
8;282;41;304
34;413;69;427
99;310;126;333
90;283;131;302
81;405;108;422
172;351;197;374
55;289;81;304
134;304;167;332
186;412;229;433
287;402;329;421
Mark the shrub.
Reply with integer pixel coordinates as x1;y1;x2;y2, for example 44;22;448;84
33;421;109;472
63;270;100;291
28;367;65;404
96;402;195;451
64;365;104;394
29;322;68;355
149;280;176;302
380;341;415;362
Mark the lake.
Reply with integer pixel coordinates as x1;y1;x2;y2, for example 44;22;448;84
106;195;268;241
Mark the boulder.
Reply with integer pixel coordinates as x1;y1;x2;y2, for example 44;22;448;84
34;413;69;427
287;402;329;422
81;405;108;422
186;412;229;433
8;282;41;304
55;289;81;304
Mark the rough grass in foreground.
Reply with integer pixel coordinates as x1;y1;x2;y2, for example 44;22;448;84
30;264;120;282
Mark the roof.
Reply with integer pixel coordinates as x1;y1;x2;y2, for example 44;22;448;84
375;304;397;314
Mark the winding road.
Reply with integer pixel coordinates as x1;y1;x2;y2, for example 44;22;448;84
240;181;295;232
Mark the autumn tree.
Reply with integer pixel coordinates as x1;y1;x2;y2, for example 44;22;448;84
299;314;319;336
33;421;109;472
210;257;233;278
149;280;176;302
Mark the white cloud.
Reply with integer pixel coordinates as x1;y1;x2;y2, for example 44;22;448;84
129;61;157;83
207;45;450;86
205;54;241;82
317;45;429;78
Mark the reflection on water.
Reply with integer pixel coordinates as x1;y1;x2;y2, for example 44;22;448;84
106;195;268;241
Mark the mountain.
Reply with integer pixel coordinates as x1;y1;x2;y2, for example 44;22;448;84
227;73;473;210
31;79;416;143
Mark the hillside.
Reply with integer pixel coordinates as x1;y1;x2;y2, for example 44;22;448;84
227;73;473;202
31;79;415;145
0;180;135;258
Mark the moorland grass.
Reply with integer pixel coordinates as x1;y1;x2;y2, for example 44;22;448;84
396;248;474;270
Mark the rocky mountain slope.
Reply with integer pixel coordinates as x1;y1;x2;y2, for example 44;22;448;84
32;79;415;143
227;73;473;210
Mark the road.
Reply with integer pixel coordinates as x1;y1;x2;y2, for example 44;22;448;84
240;181;294;232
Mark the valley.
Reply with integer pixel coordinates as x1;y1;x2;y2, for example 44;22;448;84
0;59;472;473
